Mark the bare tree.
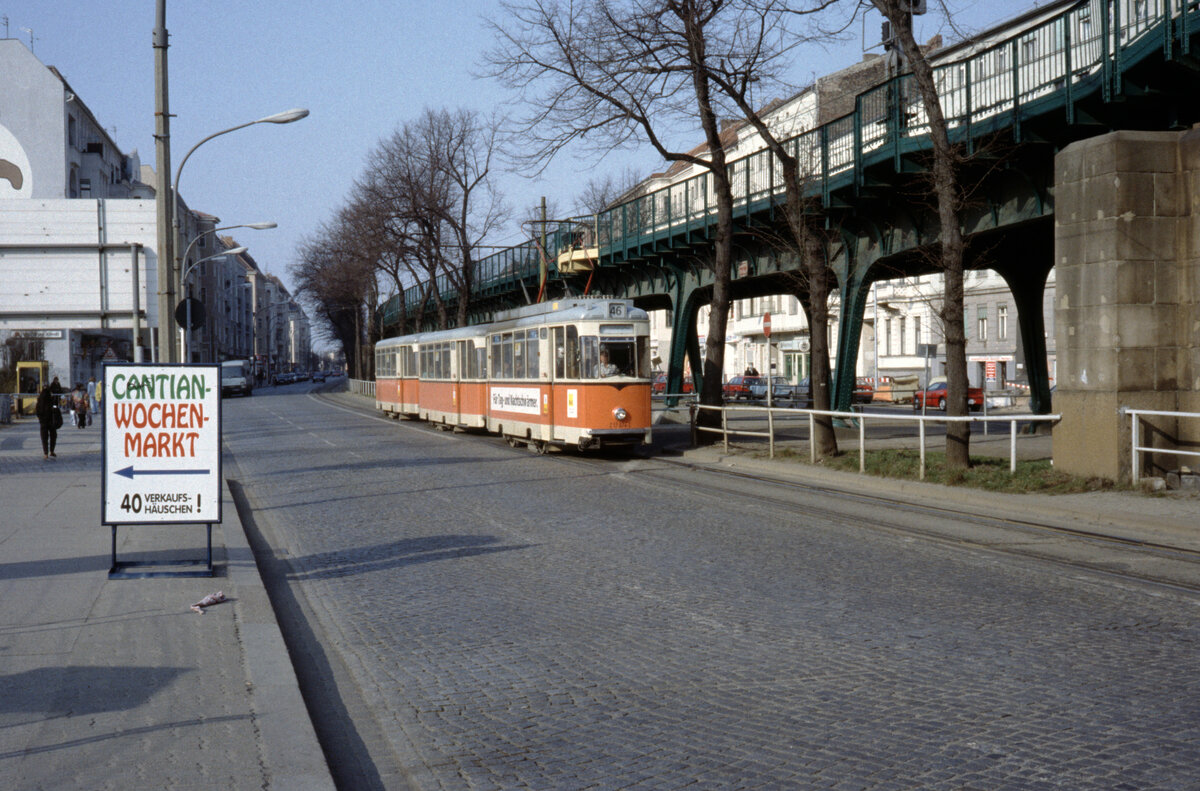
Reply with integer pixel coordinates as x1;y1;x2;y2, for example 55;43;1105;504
871;0;970;467
428;109;510;327
357;118;456;329
291;218;377;378
488;0;758;411
576;167;645;214
704;0;843;458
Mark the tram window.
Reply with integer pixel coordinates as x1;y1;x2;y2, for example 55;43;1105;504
566;326;580;378
513;332;525;378
638;336;650;378
586;336;638;378
441;342;451;379
581;336;599;378
474;344;487;379
527;329;540;379
553;327;565;379
502;333;514;379
491;334;502;378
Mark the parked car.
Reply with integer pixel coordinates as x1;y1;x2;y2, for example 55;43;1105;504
722;375;763;401
312;370;326;383
749;375;795;401
652;373;694;395
853;378;875;404
913;381;985;411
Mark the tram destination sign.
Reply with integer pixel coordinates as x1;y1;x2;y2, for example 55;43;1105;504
102;364;221;525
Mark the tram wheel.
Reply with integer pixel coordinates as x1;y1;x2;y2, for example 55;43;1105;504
530;440;548;455
505;436;519;448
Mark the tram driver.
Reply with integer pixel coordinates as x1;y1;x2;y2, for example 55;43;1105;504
597;346;620;377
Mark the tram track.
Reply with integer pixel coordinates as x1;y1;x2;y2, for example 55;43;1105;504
312;388;1200;597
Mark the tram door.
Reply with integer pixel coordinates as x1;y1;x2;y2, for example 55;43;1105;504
455;340;467;425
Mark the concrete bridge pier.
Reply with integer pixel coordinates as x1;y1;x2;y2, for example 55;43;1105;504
1054;130;1200;481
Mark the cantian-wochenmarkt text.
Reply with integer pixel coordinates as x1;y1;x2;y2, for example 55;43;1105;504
111;373;209;457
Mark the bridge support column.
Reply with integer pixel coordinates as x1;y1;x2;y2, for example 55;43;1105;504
1054;130;1200;481
831;267;873;412
994;260;1054;415
666;279;706;406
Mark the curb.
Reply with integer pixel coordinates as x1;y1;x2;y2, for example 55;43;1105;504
221;477;336;790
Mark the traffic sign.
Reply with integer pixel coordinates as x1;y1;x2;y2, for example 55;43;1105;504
763;312;772;338
175;297;205;330
102;364;221;525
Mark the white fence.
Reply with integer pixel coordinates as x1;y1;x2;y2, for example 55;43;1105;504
348;378;375;398
692;403;1060;479
1124;407;1200;484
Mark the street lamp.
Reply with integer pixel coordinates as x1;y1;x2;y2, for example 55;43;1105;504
244;288;294;384
178;222;274;361
179;246;247;362
169;108;309;360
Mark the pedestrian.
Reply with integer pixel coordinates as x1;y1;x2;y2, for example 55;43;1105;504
87;376;98;414
35;385;61;459
72;384;88;429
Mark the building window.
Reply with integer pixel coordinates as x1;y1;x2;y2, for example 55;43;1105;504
913;315;921;347
997;305;1008;340
884;317;892;356
977;306;988;343
68;116;77;148
899;316;906;355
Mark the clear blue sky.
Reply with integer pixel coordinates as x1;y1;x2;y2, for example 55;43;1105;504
3;0;1047;298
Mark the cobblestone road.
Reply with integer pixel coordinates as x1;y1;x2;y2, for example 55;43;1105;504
224;390;1200;790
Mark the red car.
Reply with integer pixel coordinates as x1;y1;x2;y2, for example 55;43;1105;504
853;378;874;404
913;381;984;412
722;375;763;401
652;374;694;395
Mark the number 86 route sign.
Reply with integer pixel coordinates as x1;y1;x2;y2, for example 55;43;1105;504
102;364;222;525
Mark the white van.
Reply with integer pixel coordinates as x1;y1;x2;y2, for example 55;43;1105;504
220;360;253;398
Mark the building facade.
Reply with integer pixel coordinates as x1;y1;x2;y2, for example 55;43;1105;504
0;37;309;392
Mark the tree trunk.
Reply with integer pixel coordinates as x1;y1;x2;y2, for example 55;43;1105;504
780;159;837;459
887;3;970;468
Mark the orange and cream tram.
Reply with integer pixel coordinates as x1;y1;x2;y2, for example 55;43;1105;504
375;298;653;452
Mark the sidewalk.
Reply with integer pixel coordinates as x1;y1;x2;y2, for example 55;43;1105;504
652;409;1200;555
0;416;332;790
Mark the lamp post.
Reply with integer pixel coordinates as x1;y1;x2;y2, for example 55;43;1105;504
246;293;294;384
177;221;275;361
169;108;308;360
153;0;174;362
179;246;247;362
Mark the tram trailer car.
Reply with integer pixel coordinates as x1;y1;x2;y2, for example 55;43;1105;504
375;299;653;452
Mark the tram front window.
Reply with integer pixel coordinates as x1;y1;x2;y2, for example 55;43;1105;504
583;336;638;378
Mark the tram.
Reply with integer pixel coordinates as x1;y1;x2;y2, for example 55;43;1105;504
375;298;653;452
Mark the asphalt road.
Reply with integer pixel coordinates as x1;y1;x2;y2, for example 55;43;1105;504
222;386;1200;790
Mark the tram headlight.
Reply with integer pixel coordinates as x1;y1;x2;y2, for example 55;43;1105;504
613;407;628;422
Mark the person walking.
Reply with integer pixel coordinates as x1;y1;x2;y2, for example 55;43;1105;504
87;376;98;414
72;384;89;429
35;385;60;459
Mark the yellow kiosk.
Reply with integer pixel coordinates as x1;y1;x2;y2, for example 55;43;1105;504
17;361;48;415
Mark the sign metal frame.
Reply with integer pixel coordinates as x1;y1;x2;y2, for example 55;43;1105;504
101;363;222;578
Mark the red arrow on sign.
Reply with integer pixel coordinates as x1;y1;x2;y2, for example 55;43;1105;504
763;312;772;338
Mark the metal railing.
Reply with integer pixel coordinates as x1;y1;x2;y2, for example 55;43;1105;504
692;402;1060;479
1123;407;1200;483
347;378;376;398
388;0;1190;312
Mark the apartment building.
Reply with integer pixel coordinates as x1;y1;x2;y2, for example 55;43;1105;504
0;37;309;390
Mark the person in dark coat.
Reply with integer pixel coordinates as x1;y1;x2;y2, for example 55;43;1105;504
35;386;59;459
